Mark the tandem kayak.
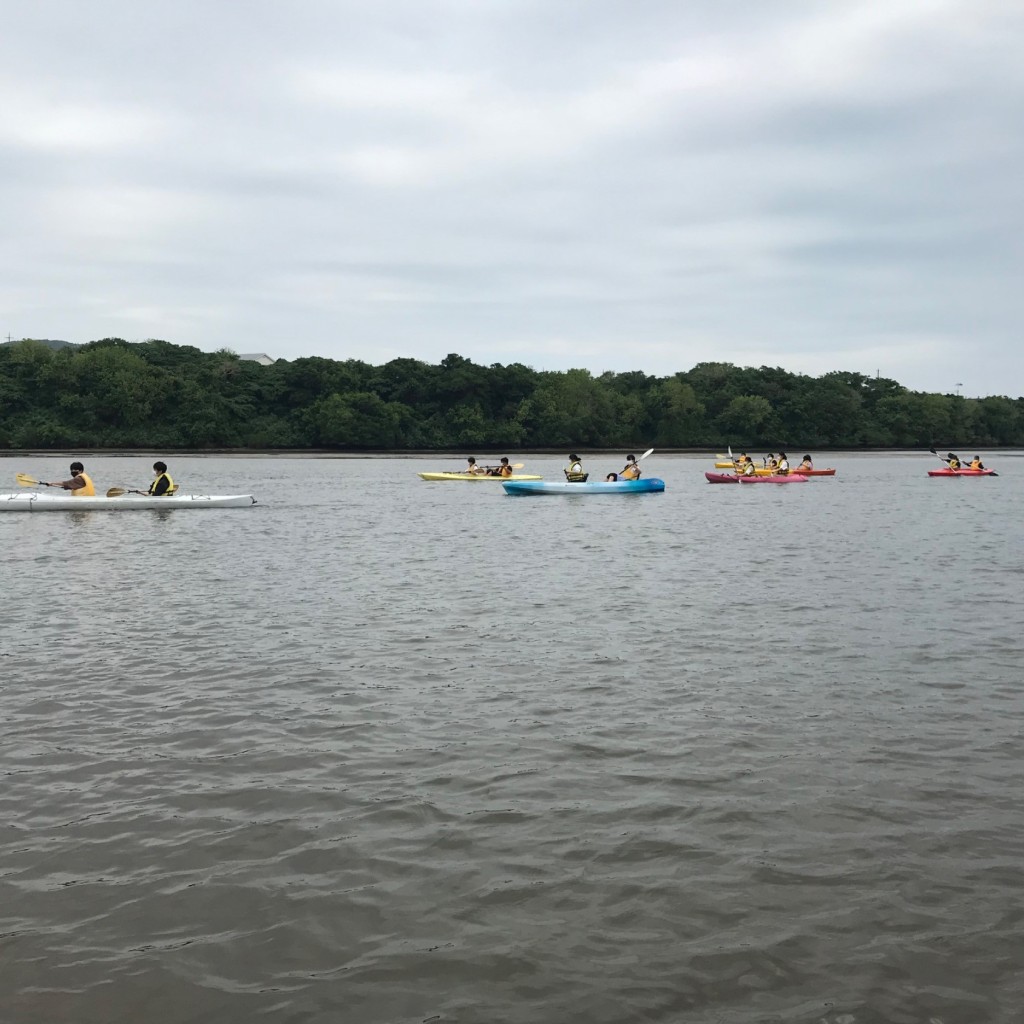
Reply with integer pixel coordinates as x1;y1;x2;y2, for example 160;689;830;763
714;463;775;475
502;478;665;496
715;464;836;476
738;475;807;484
417;472;542;481
0;493;258;511
927;468;998;477
705;472;739;484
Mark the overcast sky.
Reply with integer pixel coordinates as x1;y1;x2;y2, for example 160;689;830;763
2;1;1021;396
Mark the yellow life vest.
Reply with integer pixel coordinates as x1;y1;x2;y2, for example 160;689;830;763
149;472;175;495
73;471;96;497
970;459;982;469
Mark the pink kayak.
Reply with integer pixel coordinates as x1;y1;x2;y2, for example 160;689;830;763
705;472;739;484
739;474;807;484
928;468;997;477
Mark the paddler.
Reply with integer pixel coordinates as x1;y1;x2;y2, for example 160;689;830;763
465;456;484;475
738;460;756;477
148;461;175;496
946;452;961;469
969;455;986;469
777;452;790;475
493;457;514;478
619;454;641;480
565;453;586;482
48;461;95;496
798;454;813;471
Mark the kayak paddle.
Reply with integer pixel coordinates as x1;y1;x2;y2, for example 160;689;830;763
16;473;57;488
639;448;655;460
107;485;180;497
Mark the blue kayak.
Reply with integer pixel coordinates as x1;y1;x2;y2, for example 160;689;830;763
502;478;665;496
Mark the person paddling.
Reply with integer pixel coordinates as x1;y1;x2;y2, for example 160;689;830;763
565;453;586;482
148;461;175;496
946;452;961;470
48;461;95;496
798;454;813;471
619;454;641;480
777;452;790;475
969;455;986;470
465;456;483;475
493;457;514;478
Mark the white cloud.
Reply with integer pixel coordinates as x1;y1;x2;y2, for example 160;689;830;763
0;78;175;152
0;0;1021;396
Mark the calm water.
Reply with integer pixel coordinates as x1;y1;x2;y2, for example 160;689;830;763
1;453;1022;1024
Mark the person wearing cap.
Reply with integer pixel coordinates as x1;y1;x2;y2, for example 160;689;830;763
947;452;961;470
969;455;986;470
465;456;483;475
148;461;175;496
565;453;586;482
776;452;790;475
619;454;641;480
798;454;813;471
48;461;95;496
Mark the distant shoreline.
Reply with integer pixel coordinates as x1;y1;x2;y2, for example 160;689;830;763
2;447;1020;459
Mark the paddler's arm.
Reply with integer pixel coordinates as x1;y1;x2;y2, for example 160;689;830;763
49;476;85;490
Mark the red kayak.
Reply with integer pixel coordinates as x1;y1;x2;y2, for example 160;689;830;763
791;468;836;476
739;474;807;484
928;468;997;477
705;472;739;484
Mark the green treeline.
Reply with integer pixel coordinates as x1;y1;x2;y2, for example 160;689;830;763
1;337;1022;450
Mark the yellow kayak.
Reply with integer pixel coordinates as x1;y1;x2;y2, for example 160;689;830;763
418;472;542;482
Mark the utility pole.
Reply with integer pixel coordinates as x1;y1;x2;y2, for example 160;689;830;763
955;382;963;396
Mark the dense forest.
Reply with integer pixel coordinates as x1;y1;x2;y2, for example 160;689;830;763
1;337;1022;450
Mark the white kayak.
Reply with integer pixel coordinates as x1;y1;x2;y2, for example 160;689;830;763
0;492;257;512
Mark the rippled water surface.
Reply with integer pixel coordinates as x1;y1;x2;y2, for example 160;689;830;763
2;452;1022;1024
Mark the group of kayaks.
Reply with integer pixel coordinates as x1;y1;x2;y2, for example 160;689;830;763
419;472;666;496
705;453;837;484
419;454;665;496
